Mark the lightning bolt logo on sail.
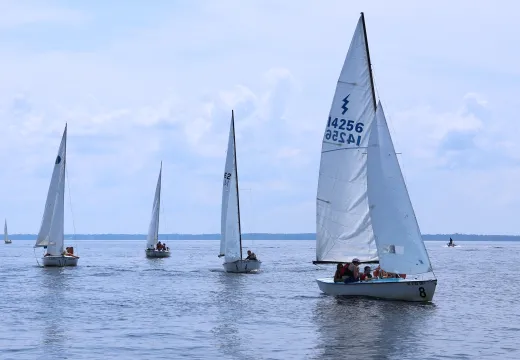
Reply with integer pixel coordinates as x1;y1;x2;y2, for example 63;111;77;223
341;94;350;115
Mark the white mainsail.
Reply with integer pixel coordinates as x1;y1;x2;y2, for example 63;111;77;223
4;219;9;243
34;124;67;256
146;163;162;250
315;14;378;263
367;103;433;275
219;110;242;263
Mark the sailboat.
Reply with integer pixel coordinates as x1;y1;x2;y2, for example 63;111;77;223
145;162;170;258
33;124;79;267
218;110;261;273
314;13;437;302
4;219;12;244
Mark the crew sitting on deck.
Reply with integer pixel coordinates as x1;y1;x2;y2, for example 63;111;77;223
360;266;373;281
162;242;169;251
343;258;361;283
373;266;406;279
156;241;163;251
245;250;257;260
334;263;344;282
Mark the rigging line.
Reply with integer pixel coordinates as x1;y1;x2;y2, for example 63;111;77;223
33;247;41;267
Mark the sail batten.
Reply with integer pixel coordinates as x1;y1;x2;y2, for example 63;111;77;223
315;14;378;263
34;124;67;255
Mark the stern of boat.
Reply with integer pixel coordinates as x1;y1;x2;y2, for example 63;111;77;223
42;255;79;267
223;259;262;273
145;249;171;258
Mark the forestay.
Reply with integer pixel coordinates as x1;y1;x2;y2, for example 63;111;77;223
316;16;378;263
34;124;67;256
367;102;432;275
220;112;242;263
146;163;162;249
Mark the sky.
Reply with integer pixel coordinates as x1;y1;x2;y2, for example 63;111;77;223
0;0;519;235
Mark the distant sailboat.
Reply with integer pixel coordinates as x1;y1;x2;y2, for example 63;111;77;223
145;162;170;258
4;219;11;244
218;110;261;273
314;13;436;302
33;124;79;267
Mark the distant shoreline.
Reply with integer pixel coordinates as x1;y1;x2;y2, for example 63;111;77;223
6;233;520;241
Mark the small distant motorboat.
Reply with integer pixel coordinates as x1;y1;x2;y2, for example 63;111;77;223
447;237;457;247
145;162;171;258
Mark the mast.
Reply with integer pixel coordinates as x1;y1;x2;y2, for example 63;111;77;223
231;110;243;260
360;12;377;111
157;161;162;242
61;123;67;250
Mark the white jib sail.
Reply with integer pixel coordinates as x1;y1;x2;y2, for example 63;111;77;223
367;102;433;275
316;15;378;263
34;124;67;256
220;111;241;263
146;163;162;250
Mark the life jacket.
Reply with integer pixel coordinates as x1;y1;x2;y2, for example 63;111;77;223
340;263;354;277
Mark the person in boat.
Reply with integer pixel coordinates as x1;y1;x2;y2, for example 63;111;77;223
334;263;344;282
156;241;163;251
360;266;373;281
448;238;455;247
245;250;257;260
343;258;361;283
163;242;169;251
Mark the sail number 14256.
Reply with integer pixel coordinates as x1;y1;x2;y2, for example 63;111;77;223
325;117;364;146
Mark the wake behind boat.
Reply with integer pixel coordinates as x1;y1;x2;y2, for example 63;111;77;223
33;124;79;267
4;219;11;244
313;13;436;302
145;162;171;258
218;110;261;273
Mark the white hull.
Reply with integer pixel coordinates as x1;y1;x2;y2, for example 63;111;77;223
146;249;171;258
42;255;79;267
223;259;261;273
316;277;437;302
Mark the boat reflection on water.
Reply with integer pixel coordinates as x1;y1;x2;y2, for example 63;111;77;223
39;268;71;357
211;272;249;358
311;296;435;359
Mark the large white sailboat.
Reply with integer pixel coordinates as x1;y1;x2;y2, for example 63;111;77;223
218;110;261;273
145;162;170;258
4;219;11;244
314;13;436;302
33;124;79;267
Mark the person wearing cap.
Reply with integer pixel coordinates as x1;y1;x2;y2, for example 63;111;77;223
343;258;361;283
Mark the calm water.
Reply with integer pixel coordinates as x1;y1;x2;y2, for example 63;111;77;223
0;240;519;359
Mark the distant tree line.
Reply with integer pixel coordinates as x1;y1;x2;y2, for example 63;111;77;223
6;233;520;241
